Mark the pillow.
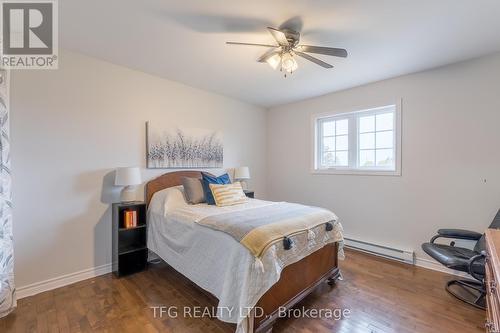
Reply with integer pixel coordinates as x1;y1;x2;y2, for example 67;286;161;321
201;172;231;205
209;182;247;207
181;177;206;204
148;186;187;216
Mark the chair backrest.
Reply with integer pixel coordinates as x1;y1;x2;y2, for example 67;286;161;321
474;209;500;253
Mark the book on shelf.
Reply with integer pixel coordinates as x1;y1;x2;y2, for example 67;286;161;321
123;210;137;229
131;210;137;227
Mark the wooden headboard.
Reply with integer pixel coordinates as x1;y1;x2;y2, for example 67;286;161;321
145;171;214;206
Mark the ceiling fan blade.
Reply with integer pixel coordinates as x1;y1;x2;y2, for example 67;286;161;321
226;41;278;48
257;50;279;63
267;27;289;47
297;45;348;58
295;51;333;68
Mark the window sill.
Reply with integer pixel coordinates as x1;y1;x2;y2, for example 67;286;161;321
311;168;401;176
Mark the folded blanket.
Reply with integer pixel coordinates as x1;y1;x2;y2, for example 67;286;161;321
196;202;338;258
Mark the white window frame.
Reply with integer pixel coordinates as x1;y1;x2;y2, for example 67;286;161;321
311;100;402;176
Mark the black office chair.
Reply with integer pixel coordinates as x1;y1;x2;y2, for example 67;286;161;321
422;209;500;310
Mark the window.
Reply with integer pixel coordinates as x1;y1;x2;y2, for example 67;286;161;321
313;104;401;175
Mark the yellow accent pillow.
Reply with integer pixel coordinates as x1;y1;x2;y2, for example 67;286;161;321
209;182;248;207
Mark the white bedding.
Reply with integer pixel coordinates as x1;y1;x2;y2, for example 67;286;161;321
147;186;343;333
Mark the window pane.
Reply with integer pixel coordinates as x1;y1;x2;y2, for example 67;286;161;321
359;115;375;133
323;137;335;151
336;119;348;135
322;152;335;167
322;121;335;136
359;150;375;167
376;149;394;167
376;130;393;149
359;133;375;149
376;112;394;131
336;135;348;151
335;151;348;166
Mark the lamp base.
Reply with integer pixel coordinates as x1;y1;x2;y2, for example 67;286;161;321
238;180;248;190
120;186;137;202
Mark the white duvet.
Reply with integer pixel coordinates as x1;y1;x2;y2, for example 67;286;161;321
147;186;343;333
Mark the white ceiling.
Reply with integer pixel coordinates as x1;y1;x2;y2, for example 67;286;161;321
60;0;500;107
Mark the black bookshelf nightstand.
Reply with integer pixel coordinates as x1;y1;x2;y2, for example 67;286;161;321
112;201;147;277
243;190;254;198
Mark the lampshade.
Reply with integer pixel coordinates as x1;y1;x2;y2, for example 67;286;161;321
115;167;142;186
234;166;250;180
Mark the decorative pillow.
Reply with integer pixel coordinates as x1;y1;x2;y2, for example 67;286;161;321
201;172;231;205
209;182;248;207
149;186;187;216
181;177;206;204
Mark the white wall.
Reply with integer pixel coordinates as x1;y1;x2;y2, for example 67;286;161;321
10;50;267;289
267;53;500;263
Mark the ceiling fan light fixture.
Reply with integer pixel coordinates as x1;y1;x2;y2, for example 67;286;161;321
266;53;281;70
281;52;298;73
226;26;347;75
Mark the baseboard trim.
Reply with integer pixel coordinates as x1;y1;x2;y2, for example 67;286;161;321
16;263;112;299
414;257;470;278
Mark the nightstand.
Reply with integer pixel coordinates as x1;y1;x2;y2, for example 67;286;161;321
112;201;147;277
244;190;254;198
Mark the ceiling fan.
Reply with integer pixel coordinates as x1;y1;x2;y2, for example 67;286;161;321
226;27;348;76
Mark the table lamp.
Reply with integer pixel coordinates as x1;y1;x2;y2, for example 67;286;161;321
115;167;142;202
234;166;250;189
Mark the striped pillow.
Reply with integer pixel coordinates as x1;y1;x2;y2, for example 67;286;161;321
209;182;248;207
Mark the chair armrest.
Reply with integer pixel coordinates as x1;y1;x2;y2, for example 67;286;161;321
430;229;483;243
437;229;482;240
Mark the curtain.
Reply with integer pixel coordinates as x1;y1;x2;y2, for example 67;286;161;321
0;69;15;317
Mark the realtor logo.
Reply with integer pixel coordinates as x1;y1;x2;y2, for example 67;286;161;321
0;0;58;69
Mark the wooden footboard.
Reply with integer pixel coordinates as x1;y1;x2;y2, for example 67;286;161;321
253;242;339;333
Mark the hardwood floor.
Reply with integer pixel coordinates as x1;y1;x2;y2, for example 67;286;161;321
0;249;485;333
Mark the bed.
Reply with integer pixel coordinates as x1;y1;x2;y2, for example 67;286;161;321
145;171;344;333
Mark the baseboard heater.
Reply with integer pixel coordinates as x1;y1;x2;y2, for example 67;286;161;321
344;237;415;264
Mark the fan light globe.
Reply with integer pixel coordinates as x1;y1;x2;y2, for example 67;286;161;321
281;52;298;73
266;53;281;70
